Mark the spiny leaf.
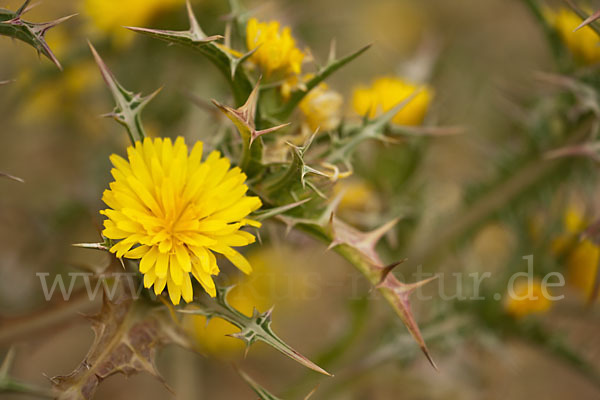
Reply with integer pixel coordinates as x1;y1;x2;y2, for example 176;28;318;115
51;288;191;400
126;0;253;106
0;0;76;70
125;0;222;46
235;367;282;400
271;192;437;367
275;189;345;235
274;43;371;121
180;286;331;376
325;91;420;165
328;217;400;265
327;216;438;369
88;42;159;144
212;80;289;174
262;131;330;199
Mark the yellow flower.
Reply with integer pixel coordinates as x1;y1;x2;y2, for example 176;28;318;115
246;18;305;77
17;60;100;123
505;279;552;318
551;203;599;299
83;0;184;43
334;179;378;213
566;239;599;298
352;77;433;126
547;7;600;64
299;82;343;132
100;137;262;305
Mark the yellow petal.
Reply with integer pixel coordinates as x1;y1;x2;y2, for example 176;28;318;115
155;251;169;278
140;246;159;273
124;245;149;259
167;274;182;305
169;253;183;286
182;272;193;303
143;268;156;288
154;275;167;295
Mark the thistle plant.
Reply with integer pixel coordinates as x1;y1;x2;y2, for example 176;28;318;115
3;0;600;398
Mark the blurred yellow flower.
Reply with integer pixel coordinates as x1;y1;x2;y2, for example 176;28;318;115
18;61;100;121
83;0;184;43
334;179;378;213
246;18;305;78
551;203;600;298
352;77;433;125
552;203;599;300
505;278;552;318
547;7;600;64
100;137;262;305
185;246;308;356
299;82;343;132
566;240;599;298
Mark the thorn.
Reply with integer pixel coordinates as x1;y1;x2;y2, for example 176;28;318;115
88;41;117;93
251;122;291;146
0;171;24;183
376;258;408;287
304;384;320;400
574;8;600;32
72;242;109;251
366;218;400;246
16;0;33;16
185;0;204;38
422;345;439;371
327;38;337;64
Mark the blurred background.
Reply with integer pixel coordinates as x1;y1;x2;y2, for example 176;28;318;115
1;0;600;399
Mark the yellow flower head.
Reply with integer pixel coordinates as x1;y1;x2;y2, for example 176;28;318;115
352;77;433;126
246;18;305;77
504;278;552;318
299;82;343;132
334;179;378;213
547;7;600;64
550;203;599;300
84;0;184;43
100;137;262;305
